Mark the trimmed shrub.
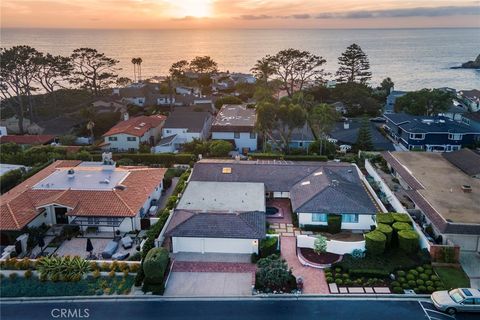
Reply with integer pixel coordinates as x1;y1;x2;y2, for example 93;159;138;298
397;270;406;277
398;230;420;254
326;277;334;283
406;274;415;281
398;277;406;283
408;280;416;287
392;213;412;225
417;285;427;293
419;273;430;281
431;275;439;281
391;281;400;287
425;280;433;287
376;223;393;246
416;266;425;273
392;287;403;294
349;269;390;278
416;279;424;286
255;255;297;293
259;237;279;258
143;248;170;285
365;230;386;256
335;279;343;285
327;214;342;234
392;222;413;232
409;269;419;276
427;286;435;293
376;213;394;225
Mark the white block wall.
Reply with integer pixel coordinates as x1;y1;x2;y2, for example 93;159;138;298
298;213;374;230
211;131;257;151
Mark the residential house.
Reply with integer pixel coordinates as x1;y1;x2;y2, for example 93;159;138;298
458;89;480;112
461;112;480;131
0;116;44;134
329;119;395;151
384;90;407;114
383;113;479;152
440;103;468;121
211;104;257;153
270;124;316;151
382;151;480;252
332;101;347;115
152;110;213;153
113;84;150;107
0;154;166;244
0;126;7;136
101;114;166;152
92;98;127;114
0;135;56;147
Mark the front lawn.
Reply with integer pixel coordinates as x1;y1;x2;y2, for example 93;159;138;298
0;275;134;297
434;267;470;290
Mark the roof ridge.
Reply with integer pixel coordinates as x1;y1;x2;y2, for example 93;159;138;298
237;211;262;234
113;190;136;215
6;203;20;229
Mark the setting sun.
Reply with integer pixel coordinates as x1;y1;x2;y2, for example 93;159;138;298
168;0;212;18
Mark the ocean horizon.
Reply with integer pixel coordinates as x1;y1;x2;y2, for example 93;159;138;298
2;27;479;90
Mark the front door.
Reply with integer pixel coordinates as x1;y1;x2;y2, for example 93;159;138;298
54;207;68;224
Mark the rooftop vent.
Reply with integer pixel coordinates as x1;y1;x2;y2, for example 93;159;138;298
114;184;127;191
222;167;232;174
301;181;311;186
331;179;339;187
100;178;110;184
461;185;472;193
67;169;75;178
314;171;323;176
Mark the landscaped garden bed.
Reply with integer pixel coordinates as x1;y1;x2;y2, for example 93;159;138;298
254;254;299;294
433;267;470;289
299;248;340;265
0;274;134;297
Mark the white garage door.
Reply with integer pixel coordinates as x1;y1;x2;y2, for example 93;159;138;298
173;237;256;254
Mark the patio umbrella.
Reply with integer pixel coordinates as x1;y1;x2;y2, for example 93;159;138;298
86;238;94;257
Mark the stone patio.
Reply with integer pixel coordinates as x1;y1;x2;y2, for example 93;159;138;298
53;237;139;260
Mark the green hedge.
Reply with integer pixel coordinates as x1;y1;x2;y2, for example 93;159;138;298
398;230;420;254
376;223;393;246
259;237;279;258
392;222;413;232
392;213;412;225
111;153;195;166
143;247;170;295
327;214;342;234
349;268;390;278
376;213;394;225
302;224;329;232
365;230;386;255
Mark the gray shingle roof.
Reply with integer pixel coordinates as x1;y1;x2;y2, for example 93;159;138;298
191;159;378;214
166;210;266;239
163;110;212;132
329;120;395;151
384;113;475;134
442;149;480;176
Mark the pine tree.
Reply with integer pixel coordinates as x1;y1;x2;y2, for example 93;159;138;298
356;118;374;151
336;43;372;84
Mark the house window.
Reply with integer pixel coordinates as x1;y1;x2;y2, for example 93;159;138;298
312;213;327;222
249;132;256;139
127;137;136;141
128;148;136;153
299;142;303;147
448;133;463;140
234;132;240;139
342;214;359;223
108;136;118;141
409;133;425;140
165;130;171;134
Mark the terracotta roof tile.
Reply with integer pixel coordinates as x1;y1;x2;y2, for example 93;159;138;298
0;135;55;145
102;115;166;137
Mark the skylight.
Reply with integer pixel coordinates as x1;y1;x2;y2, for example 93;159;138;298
301;181;310;186
222;167;232;174
314;171;323;176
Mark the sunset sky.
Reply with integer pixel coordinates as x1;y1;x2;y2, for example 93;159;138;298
1;0;479;29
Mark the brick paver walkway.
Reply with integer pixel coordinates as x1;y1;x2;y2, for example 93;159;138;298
172;261;256;273
280;236;329;294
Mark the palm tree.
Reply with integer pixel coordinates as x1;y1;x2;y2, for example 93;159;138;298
251;57;275;87
309;103;338;155
86;120;95;146
137;57;143;82
131;58;137;83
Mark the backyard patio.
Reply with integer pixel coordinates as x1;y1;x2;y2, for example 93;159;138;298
53;236;140;260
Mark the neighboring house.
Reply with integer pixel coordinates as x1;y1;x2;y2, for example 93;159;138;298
113;85;149;107
211;104;257;153
152;110;213;153
332;101;347;115
382;151;480;252
0;135;56;147
0;116;44;134
270;124;315;151
461;112;480;131
190;160;380;231
440;103;468;121
230;73;256;84
384;90;407;114
442;148;480;179
458;89;480;112
383;113;479;152
0;126;7;136
101;114;166;152
0;154;166;243
175;86;200;96
92;98;127;114
329;119;395;151
0;164;28;176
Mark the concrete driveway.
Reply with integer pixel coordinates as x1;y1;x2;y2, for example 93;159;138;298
164;272;253;296
460;251;480;288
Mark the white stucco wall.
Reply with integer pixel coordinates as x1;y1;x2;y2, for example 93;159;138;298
172;237;258;254
104;133;140;151
211;131;257;151
298;213;374;230
273;192;290;198
297;235;366;255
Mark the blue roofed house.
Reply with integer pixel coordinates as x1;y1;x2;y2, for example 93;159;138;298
383;113;480;152
329;119;395;151
270;124;315;151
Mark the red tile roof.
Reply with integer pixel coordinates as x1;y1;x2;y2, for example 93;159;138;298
0;161;166;231
102;115;166;137
0;135;55;145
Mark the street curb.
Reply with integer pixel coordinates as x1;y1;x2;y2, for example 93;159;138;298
0;294;431;303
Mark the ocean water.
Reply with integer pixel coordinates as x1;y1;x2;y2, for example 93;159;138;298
1;28;479;91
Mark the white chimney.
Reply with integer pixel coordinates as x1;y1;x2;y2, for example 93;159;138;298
344;121;350;130
123;112;129;121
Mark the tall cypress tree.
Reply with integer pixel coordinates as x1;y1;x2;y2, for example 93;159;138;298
356;118;374;151
336;43;372;84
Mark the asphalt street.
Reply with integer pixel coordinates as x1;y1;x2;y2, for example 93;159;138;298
1;298;479;320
